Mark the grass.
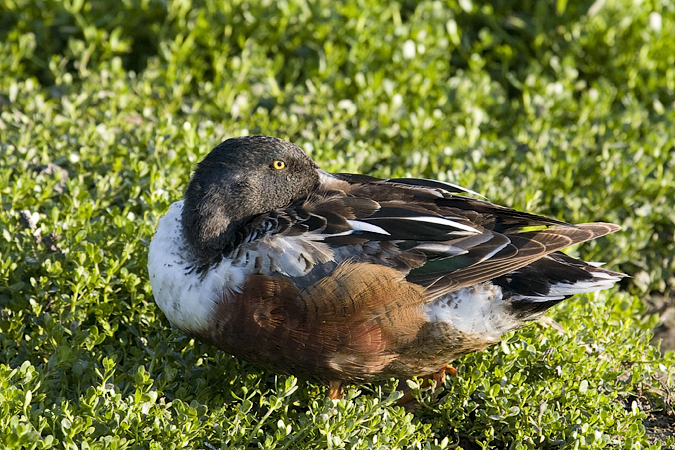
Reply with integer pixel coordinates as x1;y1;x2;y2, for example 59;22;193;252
1;0;674;448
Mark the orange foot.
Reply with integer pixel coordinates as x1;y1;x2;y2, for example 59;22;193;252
396;364;458;408
432;364;458;385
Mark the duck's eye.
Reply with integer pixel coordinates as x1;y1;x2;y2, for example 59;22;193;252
272;160;286;170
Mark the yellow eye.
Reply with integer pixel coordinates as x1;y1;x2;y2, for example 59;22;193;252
272;160;286;170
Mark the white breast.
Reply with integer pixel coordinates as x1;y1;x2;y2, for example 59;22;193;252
148;201;336;333
148;201;247;333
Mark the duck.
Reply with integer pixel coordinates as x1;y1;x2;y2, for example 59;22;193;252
148;135;624;400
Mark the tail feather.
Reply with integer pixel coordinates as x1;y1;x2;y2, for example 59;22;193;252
415;223;622;297
496;250;625;320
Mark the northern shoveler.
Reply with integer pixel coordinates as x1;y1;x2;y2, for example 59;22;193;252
148;135;623;400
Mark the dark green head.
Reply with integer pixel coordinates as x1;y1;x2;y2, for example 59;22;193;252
182;135;320;258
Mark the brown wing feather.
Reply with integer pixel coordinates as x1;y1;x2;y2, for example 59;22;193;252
420;223;619;297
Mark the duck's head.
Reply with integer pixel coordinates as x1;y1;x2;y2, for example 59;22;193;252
182;135;320;259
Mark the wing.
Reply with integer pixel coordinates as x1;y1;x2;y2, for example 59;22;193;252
229;172;620;298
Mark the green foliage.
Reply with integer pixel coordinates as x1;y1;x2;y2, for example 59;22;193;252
1;0;674;448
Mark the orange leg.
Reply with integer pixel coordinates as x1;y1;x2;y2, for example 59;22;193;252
432;364;457;385
396;364;458;408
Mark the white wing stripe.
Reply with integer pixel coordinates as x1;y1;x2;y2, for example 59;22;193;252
347;220;391;235
475;240;510;263
422;179;484;198
414;243;468;256
394;216;481;234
